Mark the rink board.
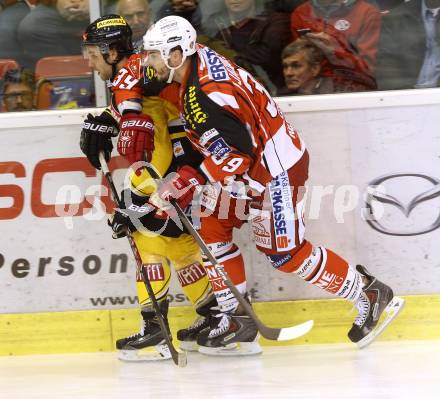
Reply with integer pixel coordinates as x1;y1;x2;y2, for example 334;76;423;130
0;295;438;356
1;89;440;357
1;93;440;314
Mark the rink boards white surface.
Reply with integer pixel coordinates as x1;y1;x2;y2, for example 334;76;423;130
1;341;438;399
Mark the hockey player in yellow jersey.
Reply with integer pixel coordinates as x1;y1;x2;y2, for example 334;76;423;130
79;15;216;361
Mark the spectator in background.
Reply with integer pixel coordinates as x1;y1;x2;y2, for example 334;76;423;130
279;38;322;95
376;0;440;90
18;0;90;68
156;0;203;31
147;1;252;70
265;0;305;12
1;67;35;112
117;0;152;52
204;0;292;92
290;0;381;74
0;0;33;67
198;0;227;26
279;37;376;95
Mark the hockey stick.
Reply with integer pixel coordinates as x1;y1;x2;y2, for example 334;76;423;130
145;158;313;341
98;152;187;367
168;199;313;341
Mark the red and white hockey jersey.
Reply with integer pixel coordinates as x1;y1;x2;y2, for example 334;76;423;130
166;44;306;193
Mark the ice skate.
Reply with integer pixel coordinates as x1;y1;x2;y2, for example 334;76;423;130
116;300;172;361
177;297;217;352
177;315;210;352
197;302;262;356
348;265;405;349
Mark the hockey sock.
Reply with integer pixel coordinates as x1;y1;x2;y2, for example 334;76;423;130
202;241;246;313
272;240;363;302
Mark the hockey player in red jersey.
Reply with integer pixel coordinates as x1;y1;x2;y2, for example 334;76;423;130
79;15;216;360
137;16;405;355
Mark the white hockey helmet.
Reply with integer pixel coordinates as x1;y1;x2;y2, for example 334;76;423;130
143;16;197;66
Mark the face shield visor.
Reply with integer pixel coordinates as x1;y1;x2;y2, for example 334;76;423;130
81;43;110;60
141;49;163;67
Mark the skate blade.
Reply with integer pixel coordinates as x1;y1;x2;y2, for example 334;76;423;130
179;340;199;352
357;296;405;349
118;343;172;362
198;341;263;357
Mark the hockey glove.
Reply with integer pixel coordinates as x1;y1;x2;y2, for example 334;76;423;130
108;190;155;239
108;208;133;239
80;112;119;169
149;166;206;214
117;113;155;166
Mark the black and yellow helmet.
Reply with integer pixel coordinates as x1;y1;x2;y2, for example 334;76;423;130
82;14;134;58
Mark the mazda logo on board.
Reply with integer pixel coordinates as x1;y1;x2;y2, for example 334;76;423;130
364;173;440;236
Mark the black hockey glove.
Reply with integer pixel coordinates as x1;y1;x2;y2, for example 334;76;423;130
80;111;119;169
108;208;133;239
108;189;155;239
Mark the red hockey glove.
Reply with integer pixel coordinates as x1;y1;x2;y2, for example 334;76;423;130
117;113;155;165
151;166;206;212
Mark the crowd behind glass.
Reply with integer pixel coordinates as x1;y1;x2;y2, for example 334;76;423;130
0;0;438;112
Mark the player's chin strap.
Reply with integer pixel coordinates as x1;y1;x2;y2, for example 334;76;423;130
165;55;186;83
167;68;175;84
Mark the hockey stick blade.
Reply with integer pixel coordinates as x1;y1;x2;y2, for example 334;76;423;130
99;152;187;367
264;319;314;341
217;265;313;341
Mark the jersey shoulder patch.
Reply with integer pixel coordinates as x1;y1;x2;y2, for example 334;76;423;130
125;54;143;81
